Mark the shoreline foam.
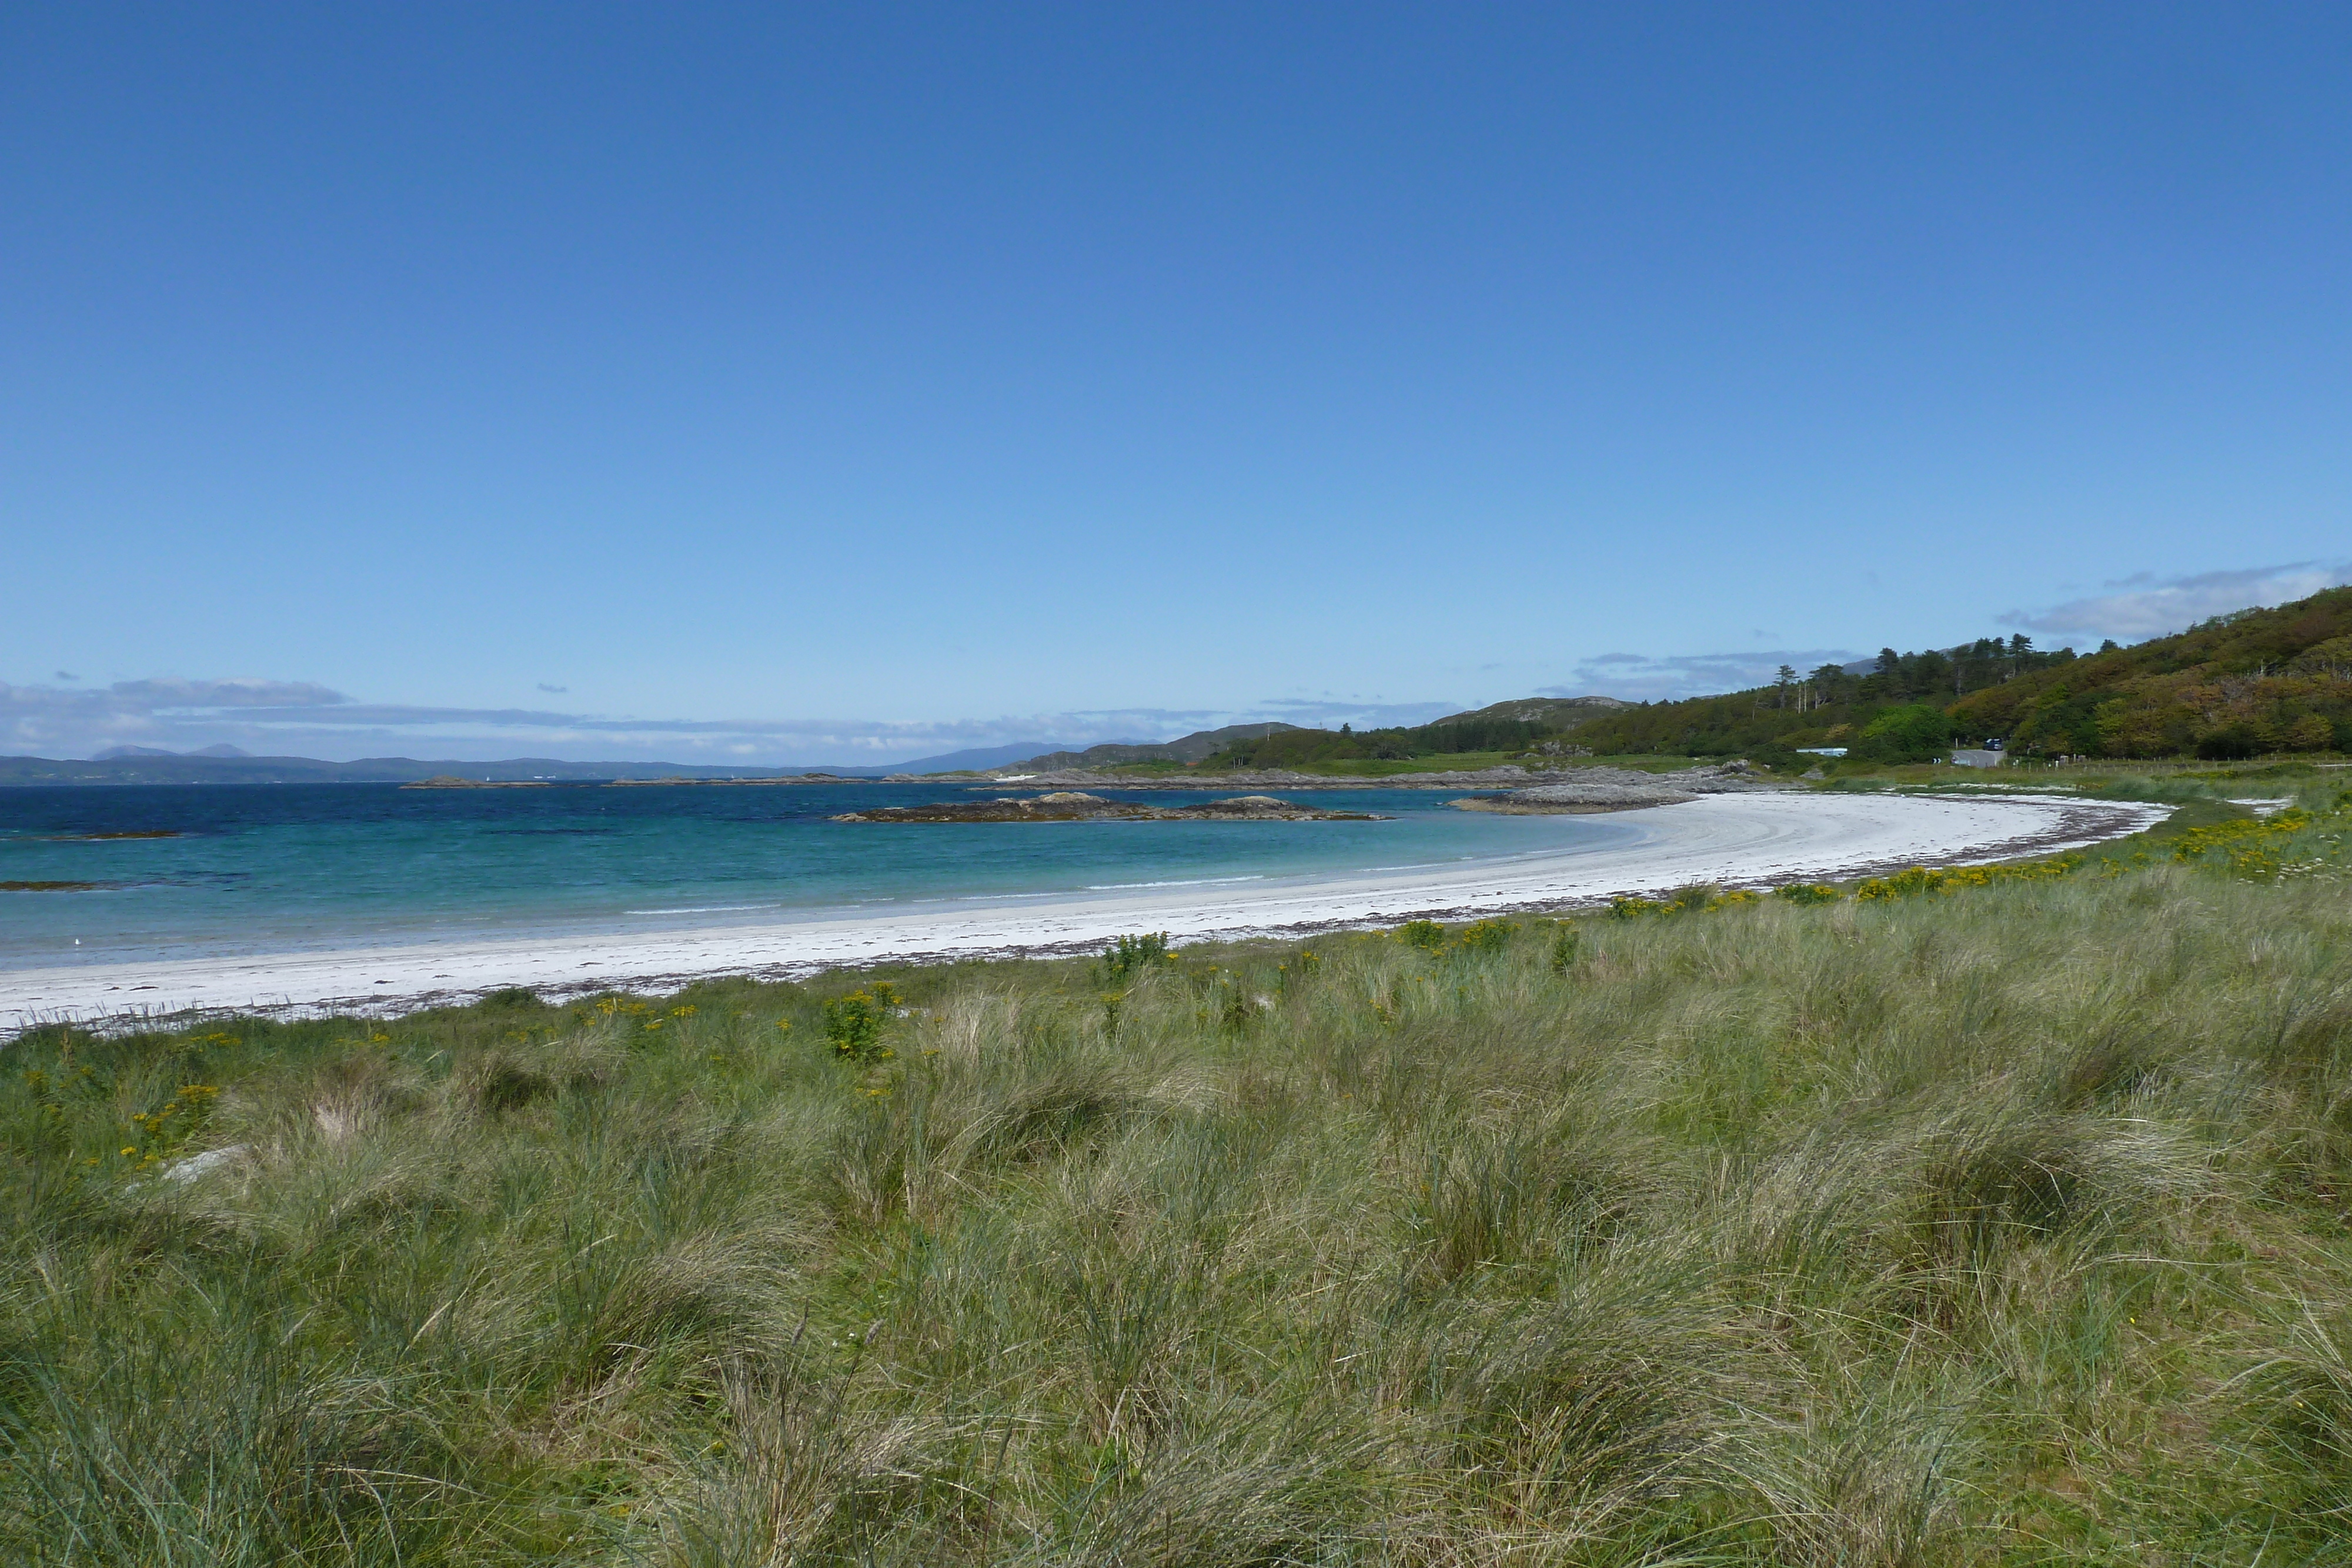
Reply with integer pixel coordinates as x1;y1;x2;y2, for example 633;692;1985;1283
1;791;2168;1032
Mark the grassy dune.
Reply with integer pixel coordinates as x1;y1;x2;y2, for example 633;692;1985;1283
6;794;2352;1563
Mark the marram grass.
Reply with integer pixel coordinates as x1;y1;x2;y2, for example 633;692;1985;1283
7;801;2352;1564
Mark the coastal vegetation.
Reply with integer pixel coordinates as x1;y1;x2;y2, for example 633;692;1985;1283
1562;587;2352;765
1078;749;1708;781
1073;589;2349;778
8;783;2352;1562
1200;714;1595;770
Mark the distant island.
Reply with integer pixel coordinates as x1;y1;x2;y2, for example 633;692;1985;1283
398;776;552;790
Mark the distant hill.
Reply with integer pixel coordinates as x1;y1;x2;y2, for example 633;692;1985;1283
1432;696;1631;728
1194;701;1633;771
1005;724;1305;772
890;742;1070;774
92;743;256;760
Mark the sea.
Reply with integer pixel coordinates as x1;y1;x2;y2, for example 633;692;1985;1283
0;783;1642;971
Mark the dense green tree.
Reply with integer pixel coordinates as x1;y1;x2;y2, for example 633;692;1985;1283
1853;703;1954;764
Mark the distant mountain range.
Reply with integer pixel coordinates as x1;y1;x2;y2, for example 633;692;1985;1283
0;741;1075;787
3;697;1652;787
93;743;253;760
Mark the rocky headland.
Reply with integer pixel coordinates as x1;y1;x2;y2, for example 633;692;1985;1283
1451;762;1778;813
831;792;1386;824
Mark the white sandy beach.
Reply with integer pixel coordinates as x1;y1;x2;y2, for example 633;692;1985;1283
2;790;2169;1031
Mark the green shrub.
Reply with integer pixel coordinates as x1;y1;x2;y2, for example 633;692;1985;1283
1454;918;1518;956
1101;931;1173;984
821;981;901;1062
1395;919;1447;951
1854;703;1955;764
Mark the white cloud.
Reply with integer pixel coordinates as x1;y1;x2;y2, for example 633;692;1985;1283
2003;561;2352;643
0;678;1461;765
0;678;352;757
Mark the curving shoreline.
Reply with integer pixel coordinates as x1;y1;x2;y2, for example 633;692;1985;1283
0;791;2169;1032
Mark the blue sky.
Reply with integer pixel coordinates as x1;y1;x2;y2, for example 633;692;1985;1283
5;4;2348;763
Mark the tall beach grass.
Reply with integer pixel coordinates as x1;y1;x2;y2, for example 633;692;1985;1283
5;795;2352;1563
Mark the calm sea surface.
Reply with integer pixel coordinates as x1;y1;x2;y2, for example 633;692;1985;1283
0;783;1643;969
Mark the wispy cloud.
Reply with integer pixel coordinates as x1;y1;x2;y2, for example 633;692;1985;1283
536;683;568;694
2002;561;2352;643
0;678;1464;764
0;678;350;759
1546;648;1867;704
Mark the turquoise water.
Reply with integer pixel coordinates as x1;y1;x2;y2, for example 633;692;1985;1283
0;783;1641;969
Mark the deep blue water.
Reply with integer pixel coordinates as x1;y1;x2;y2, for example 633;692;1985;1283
0;782;1639;968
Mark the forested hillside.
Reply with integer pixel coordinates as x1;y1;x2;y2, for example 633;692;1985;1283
1555;590;2352;762
1201;711;1601;768
1949;586;2352;758
1193;589;2352;770
1563;636;2082;760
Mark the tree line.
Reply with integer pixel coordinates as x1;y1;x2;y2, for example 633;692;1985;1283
1201;716;1561;769
1190;590;2352;771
